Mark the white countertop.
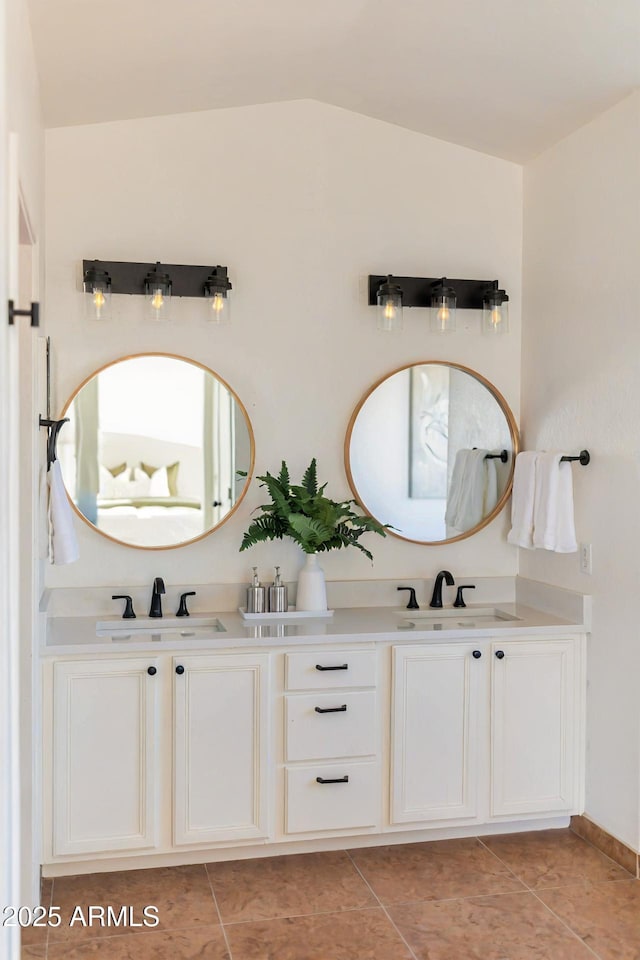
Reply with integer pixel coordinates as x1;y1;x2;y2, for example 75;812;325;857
43;603;585;657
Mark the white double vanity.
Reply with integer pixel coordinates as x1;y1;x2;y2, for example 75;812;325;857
40;356;588;878
40;580;588;877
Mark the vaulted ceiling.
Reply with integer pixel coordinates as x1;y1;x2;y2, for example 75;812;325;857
28;0;640;161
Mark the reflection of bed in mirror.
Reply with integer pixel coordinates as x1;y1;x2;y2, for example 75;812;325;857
58;354;254;549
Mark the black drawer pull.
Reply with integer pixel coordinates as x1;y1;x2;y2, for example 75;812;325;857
315;704;347;714
315;663;348;671
175;665;185;675
147;666;157;676
495;650;505;660
472;650;482;659
316;775;349;784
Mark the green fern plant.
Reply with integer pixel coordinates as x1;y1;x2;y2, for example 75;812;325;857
240;459;387;561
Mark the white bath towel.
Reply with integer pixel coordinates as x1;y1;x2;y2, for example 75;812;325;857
507;451;538;548
532;452;578;553
444;449;470;528
446;449;490;531
48;461;79;564
484;456;498;517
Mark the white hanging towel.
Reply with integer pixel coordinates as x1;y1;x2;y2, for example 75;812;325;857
484;456;498;516
444;449;470;528
48;460;80;564
507;451;538;548
532;452;578;553
452;449;489;531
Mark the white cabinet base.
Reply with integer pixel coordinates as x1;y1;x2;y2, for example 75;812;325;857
41;814;573;877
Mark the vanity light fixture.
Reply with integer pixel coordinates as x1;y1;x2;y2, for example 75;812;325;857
83;260;112;321
81;259;234;324
144;262;173;321
430;278;456;334
376;275;403;331
368;273;509;335
482;281;509;335
204;265;232;323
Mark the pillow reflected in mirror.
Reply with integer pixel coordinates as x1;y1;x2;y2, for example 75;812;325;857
140;460;179;497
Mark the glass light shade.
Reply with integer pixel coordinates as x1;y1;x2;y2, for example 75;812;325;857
145;286;172;321
376;276;403;331
483;299;509;334
430;290;456;333
84;283;112;321
83;262;112;320
482;283;509;335
204;266;233;324
206;291;231;323
144;263;173;321
377;293;403;331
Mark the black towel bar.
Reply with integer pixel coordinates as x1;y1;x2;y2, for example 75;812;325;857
560;450;590;465
485;450;509;463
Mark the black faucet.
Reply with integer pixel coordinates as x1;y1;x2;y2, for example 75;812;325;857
397;586;419;610
149;577;166;618
429;570;455;608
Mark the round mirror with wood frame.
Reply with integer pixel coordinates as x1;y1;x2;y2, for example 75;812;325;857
345;361;519;545
58;352;255;550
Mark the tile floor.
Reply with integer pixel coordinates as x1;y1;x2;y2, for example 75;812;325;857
22;829;640;959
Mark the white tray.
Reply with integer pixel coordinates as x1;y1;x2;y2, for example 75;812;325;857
238;607;335;621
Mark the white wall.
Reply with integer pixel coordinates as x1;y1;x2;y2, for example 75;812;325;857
521;92;640;851
44;99;522;590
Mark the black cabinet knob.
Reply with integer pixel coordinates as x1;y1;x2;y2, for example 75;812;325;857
175;665;185;675
495;650;505;659
472;650;482;659
147;666;157;676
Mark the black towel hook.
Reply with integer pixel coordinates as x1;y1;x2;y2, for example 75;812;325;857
39;416;69;470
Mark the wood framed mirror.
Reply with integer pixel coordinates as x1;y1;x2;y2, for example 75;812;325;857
345;361;519;545
58;353;254;549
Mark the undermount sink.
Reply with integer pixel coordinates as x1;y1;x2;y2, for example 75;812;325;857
396;607;521;628
96;616;226;637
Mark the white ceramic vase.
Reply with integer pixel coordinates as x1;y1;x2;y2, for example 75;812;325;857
296;552;327;611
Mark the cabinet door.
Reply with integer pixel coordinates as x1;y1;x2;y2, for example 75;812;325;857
391;644;482;824
52;658;159;857
174;653;269;845
491;639;577;817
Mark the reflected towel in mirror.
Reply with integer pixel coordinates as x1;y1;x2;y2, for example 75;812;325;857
445;449;497;532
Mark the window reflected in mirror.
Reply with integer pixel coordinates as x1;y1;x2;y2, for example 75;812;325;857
345;362;519;545
59;354;254;549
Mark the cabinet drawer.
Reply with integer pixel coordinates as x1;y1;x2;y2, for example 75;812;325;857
285;649;376;690
285;762;379;834
285;691;377;761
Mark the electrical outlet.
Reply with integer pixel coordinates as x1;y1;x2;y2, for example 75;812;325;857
579;542;592;575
